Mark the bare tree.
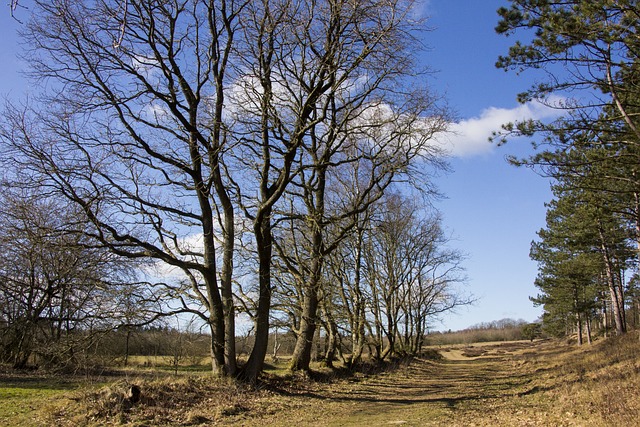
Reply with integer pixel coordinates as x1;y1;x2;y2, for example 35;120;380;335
2;0;447;382
330;213;369;367
0;193;139;369
395;211;469;354
361;193;469;360
221;0;448;376
1;0;246;376
258;0;449;372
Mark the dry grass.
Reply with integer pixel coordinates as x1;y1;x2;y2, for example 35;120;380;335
525;334;640;426
38;375;268;426
3;334;639;426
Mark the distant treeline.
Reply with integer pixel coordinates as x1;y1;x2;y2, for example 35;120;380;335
425;318;542;345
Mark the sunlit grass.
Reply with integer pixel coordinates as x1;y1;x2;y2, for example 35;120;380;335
0;378;77;427
2;334;639;426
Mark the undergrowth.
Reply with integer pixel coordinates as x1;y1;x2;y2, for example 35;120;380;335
41;375;262;426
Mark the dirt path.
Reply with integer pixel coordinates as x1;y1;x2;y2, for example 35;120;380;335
249;342;550;427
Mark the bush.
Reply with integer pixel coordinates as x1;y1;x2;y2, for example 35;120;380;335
521;323;543;342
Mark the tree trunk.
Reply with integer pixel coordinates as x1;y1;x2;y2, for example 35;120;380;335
290;225;323;372
608;273;626;335
351;297;367;366
12;323;33;369
616;271;627;332
290;287;320;371
343;224;366;369
576;313;583;346
601;291;609;338
598;225;626;335
220;207;237;376
202;261;225;374
382;307;396;359
271;328;281;362
240;214;273;383
208;320;226;375
290;146;329;371
124;328;131;367
323;310;340;369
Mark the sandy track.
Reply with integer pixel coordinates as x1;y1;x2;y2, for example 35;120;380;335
249;341;546;427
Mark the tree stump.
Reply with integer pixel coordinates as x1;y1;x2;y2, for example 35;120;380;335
126;385;141;404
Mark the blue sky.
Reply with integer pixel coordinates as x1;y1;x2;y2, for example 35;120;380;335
0;1;555;332
0;10;24;97
423;0;556;330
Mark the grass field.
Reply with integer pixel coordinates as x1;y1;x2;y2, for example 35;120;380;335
2;334;639;426
0;371;79;427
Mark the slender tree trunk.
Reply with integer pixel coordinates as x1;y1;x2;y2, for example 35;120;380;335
207;320;226;374
193;120;227;374
13;328;31;369
382;306;395;359
417;316;428;353
220;205;237;376
347;225;366;368
290;151;328;372
124;327;131;367
290;284;320;371
601;291;609;338
323;310;340;369
616;270;627;332
576;313;583;346
212;145;237;375
312;324;322;362
272;327;281;362
290;225;323;371
241;213;273;383
606;268;626;336
12;317;40;369
368;282;384;361
634;189;640;259
201;265;226;374
598;226;626;335
352;297;367;366
209;0;239;377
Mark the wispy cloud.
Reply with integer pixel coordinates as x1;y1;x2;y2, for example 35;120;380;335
438;100;565;158
411;0;433;19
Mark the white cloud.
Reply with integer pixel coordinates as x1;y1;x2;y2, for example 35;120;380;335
131;54;159;79
143;214;255;283
438;100;565;158
410;0;432;20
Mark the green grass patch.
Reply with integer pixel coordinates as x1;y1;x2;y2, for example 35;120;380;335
0;377;77;427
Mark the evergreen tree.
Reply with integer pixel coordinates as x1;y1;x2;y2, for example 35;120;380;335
496;1;640;336
531;180;634;337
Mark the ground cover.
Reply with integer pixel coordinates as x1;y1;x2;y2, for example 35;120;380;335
2;335;639;426
0;368;81;427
